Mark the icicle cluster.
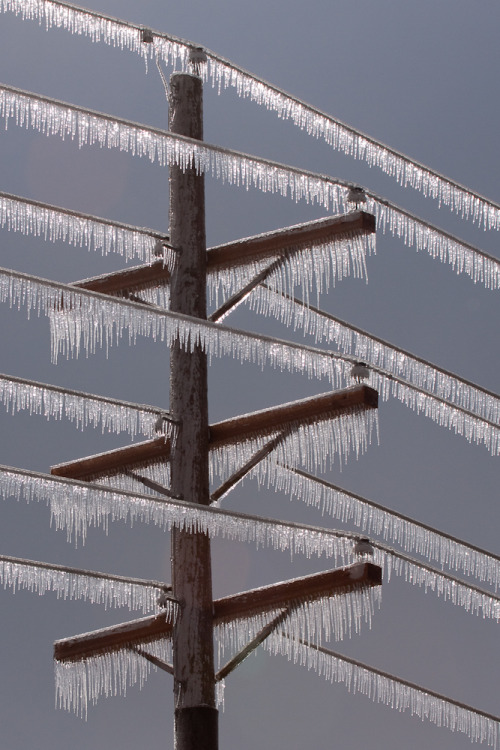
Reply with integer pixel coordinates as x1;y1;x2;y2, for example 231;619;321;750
211;407;378;486
0;465;354;561
271;466;500;591
1;466;497;622
0;555;169;614
268;637;499;747
1;84;498;289
0;373;175;440
0;192;171;265
0;267;349;388
55;635;173;719
369;198;500;290
247;287;500;454
217;585;380;662
207;230;374;311
2;2;499;232
0;85;346;212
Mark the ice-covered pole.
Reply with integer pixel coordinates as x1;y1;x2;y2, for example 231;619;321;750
168;68;217;749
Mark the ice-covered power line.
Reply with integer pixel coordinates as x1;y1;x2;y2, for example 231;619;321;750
0;372;177;439
244;288;500;427
0;191;173;264
268;638;500;747
0;553;175;614
0;465;498;621
1;84;498;289
0;266;497;452
1;0;499;231
270;466;500;590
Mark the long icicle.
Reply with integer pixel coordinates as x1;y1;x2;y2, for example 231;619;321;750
0;465;498;621
1;1;499;231
0;84;498;289
0;372;177;440
267;636;500;747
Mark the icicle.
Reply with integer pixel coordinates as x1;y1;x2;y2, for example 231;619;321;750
0;554;172;614
1;4;499;231
0;192;172;265
0;373;176;440
55;635;173;719
267;637;500;747
269;465;500;591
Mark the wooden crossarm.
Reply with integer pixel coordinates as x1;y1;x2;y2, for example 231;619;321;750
54;563;381;663
214;562;381;622
71;212;374;295
206;211;375;270
50;436;171;480
50;386;376;482
209;385;378;447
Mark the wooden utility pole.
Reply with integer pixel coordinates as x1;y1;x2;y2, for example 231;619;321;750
168;70;217;750
49;61;381;750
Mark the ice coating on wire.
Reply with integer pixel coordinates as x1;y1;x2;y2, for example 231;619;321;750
0;373;176;440
247;286;500;427
1;1;499;232
267;637;499;747
270;465;500;591
0;85;346;212
0;266;497;452
1;84;498;289
245;287;500;455
1;466;498;622
0;555;172;614
0;192;172;265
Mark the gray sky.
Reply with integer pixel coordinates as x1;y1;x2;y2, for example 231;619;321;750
0;1;498;749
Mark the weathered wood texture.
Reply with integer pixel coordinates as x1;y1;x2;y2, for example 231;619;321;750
167;73;216;740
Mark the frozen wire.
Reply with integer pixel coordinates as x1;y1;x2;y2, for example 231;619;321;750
1;1;499;231
0;265;496;452
0;464;498;621
270;465;500;591
247;286;500;427
0;84;498;290
0;371;176;440
0;553;174;614
0;191;172;265
268;637;500;747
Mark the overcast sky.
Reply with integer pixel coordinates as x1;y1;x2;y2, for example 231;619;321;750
0;2;498;749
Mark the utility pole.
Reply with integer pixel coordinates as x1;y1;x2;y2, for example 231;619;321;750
168;69;218;749
50;61;381;750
